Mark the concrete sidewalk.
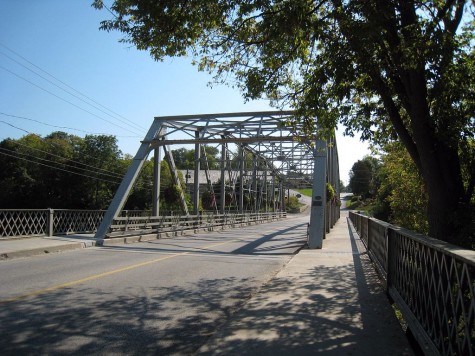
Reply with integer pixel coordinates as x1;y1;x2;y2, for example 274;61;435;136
199;210;414;355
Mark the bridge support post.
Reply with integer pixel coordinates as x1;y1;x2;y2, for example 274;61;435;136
220;141;226;214
193;130;201;215
152;146;161;216
308;139;327;249
239;145;244;213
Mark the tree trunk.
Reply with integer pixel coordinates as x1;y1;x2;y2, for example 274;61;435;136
420;140;470;248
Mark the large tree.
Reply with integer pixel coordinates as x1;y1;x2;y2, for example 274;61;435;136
93;0;475;247
349;159;373;197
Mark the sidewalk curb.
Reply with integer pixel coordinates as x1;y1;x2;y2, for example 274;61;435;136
0;242;88;260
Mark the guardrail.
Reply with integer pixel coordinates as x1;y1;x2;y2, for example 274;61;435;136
108;211;287;238
349;211;475;356
0;209;286;239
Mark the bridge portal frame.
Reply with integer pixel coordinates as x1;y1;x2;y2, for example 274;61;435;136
95;111;339;249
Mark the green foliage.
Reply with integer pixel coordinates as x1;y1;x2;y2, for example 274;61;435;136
326;183;335;202
171;145;220;170
201;190;217;211
349;157;379;198
0;132;160;211
376;142;429;234
286;196;301;212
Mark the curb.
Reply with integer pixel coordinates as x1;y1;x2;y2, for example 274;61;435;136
0;242;88;261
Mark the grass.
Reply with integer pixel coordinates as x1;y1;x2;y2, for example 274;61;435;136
296;188;312;197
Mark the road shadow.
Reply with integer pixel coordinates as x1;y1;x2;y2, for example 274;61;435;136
0;276;261;355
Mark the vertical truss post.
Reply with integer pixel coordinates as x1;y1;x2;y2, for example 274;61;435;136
152;146;161;216
271;171;276;212
220;140;226;214
308;139;327;249
193;130;201;215
263;166;268;212
279;180;284;212
252;153;258;213
239;144;244;213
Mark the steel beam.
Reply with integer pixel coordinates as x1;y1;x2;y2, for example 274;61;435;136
308;139;327;249
95;120;166;239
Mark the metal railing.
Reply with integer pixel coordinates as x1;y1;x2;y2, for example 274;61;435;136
349;211;475;356
0;209;155;238
0;209;286;239
108;211;287;238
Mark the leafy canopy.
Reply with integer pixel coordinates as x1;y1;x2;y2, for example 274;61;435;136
94;0;475;143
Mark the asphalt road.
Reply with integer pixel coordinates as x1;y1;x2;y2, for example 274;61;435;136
0;214;309;355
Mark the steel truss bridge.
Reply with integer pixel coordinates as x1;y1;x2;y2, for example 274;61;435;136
95;111;340;248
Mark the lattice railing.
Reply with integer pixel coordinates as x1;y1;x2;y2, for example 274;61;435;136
0;210;49;237
1;209;106;238
53;210;105;235
108;211;287;238
349;211;475;356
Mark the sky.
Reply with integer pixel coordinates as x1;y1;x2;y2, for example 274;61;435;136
0;1;370;185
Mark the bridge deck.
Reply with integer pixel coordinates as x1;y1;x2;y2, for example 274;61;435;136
200;209;414;355
0;210;414;354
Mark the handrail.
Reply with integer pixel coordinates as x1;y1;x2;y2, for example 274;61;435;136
0;209;286;239
349;211;475;356
107;211;287;238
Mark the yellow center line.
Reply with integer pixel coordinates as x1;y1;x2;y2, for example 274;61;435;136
0;239;238;304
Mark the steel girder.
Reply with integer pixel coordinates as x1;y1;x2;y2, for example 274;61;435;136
95;111;339;249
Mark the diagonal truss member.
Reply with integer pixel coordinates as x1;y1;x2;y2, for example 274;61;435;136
95;111;340;249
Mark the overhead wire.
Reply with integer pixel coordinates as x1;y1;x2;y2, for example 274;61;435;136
0;144;155;192
0;120;133;169
0;43;158;195
4;139;125;180
0;112;140;137
0;145;122;182
0;41;148;133
0;148;121;185
0;64;145;136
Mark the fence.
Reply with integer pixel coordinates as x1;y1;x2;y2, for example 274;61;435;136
349;211;475;356
0;209;286;239
108;211;287;238
0;209;108;238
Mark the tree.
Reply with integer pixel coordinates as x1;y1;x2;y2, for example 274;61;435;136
171;146;220;169
93;0;475;247
349;159;373;197
375;142;429;234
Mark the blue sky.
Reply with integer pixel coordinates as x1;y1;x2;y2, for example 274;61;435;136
0;1;369;184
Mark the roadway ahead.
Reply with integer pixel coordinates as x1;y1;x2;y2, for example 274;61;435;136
0;214;309;355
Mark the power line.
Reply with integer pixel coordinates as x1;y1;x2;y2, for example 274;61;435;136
0;64;145;136
0;41;148;133
0;112;141;137
0;120;135;167
0;146;122;182
0;149;121;185
0;147;154;193
4;139;125;180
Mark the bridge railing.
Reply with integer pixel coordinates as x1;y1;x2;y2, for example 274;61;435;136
108;211;287;238
0;209;286;239
349;211;475;356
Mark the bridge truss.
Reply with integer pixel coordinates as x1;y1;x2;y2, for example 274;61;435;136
95;111;340;248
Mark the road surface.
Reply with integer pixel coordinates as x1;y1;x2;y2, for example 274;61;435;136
0;214;309;355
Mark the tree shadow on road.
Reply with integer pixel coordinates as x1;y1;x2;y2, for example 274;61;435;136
0;275;262;355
